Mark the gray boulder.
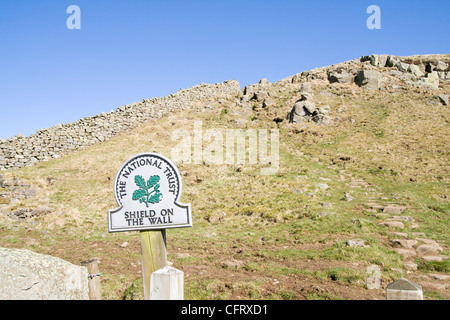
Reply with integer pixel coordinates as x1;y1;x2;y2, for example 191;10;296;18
396;62;410;72
435;60;448;71
419;71;440;89
328;69;351;84
407;64;425;77
355;70;383;90
386;56;400;67
289;100;314;123
289;95;330;125
370;54;388;68
0;247;89;300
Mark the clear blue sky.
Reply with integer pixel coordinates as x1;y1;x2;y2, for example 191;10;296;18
1;0;449;139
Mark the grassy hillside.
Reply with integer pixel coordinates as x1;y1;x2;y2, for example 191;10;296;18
0;56;449;300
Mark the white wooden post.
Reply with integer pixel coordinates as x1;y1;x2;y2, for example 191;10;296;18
150;266;184;300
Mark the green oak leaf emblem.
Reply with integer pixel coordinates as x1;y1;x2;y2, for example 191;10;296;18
132;175;163;207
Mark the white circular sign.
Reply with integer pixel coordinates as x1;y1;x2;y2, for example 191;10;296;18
108;153;192;232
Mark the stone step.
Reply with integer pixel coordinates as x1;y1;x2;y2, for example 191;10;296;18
366;203;385;210
415;238;439;246
383;205;407;214
404;261;418;271
421;255;446;262
416;244;443;256
385;216;415;223
394;248;416;258
388;232;408;238
389;239;418;249
379;221;405;229
428;274;449;281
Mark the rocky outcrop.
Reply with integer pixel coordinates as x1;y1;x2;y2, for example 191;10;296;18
324;54;450;92
0;247;89;300
0;80;240;170
368;54;450;84
1;54;448;171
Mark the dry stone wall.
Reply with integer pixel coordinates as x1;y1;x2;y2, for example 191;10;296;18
0;80;240;170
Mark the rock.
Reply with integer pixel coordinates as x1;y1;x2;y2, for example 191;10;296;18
379;221;405;229
415;238;439;246
394;249;416;259
355;70;383;90
317;183;329;190
12;208;32;219
386;56;400;68
437;94;449;105
369;54;388;68
416;244;443;256
418;71;440;89
222;259;244;269
383;205;407;215
289;100;315;123
12;188;36;199
317;212;335;218
388;232;408;238
0;247;89;300
389;239;417;249
252;91;269;102
30;206;51;217
303;100;316;114
344;193;354;202
407;64;425;77
396;62;410;72
288;94;331;125
435;60;448;71
360;55;372;63
262;98;273;108
404;262;417;271
328;69;351;84
366;203;385;211
429;273;449;281
289;101;307;123
421;255;443;262
346;239;369;248
422;282;448;291
313;107;331;125
388;215;415;223
9;206;50;220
